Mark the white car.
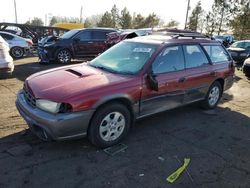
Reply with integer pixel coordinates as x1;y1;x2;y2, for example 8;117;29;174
0;31;33;58
0;36;14;75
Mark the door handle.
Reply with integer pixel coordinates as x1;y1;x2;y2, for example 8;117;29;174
210;71;217;76
88;41;93;44
178;77;186;83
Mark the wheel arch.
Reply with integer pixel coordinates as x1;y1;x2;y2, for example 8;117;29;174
214;78;224;92
89;94;137;130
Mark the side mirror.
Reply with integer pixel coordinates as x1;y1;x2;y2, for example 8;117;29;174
147;72;158;91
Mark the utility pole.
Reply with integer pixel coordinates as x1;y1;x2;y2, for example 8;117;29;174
14;0;18;23
184;0;190;29
80;6;83;23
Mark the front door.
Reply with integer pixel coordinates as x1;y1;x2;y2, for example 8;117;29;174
140;45;186;116
73;30;94;57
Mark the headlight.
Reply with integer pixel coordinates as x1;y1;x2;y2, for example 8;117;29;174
36;99;61;113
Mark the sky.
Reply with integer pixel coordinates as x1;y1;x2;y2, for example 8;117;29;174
1;0;214;28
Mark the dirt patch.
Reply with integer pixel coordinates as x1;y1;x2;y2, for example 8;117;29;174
0;58;250;187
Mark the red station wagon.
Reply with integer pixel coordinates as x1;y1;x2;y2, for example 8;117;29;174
16;33;235;148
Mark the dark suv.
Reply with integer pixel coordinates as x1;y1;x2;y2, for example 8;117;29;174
16;33;234;148
38;28;117;63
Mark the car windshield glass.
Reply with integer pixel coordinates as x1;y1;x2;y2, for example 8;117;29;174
60;30;79;39
214;36;224;39
231;41;245;48
89;41;157;75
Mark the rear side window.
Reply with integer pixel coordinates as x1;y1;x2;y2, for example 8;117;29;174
77;31;92;41
0;33;14;40
203;45;230;63
183;45;209;69
92;31;107;40
152;46;185;74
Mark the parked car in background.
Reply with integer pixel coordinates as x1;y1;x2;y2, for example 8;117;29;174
16;33;234;148
242;57;250;77
214;35;235;48
227;40;250;64
106;28;152;47
38;28;117;64
0;36;14;75
0;31;33;58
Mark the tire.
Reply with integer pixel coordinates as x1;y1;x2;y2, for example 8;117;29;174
56;49;71;63
88;103;131;148
201;81;222;109
10;47;24;58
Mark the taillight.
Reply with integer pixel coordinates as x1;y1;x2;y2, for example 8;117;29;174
26;40;33;46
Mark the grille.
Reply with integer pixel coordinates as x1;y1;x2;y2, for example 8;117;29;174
23;87;36;107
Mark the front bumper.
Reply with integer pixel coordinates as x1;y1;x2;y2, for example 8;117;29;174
16;91;94;141
243;64;250;76
37;47;55;63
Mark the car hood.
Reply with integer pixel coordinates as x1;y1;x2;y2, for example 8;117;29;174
25;64;133;102
38;35;59;46
228;47;246;52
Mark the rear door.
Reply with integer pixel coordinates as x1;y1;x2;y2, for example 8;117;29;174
140;45;186;116
182;44;214;103
91;30;110;55
72;30;93;57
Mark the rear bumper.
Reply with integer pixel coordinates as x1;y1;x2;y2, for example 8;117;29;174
0;62;14;74
243;64;250;75
16;91;94;141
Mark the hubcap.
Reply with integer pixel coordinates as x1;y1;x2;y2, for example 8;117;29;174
58;50;70;63
12;48;23;58
99;112;125;142
208;86;220;106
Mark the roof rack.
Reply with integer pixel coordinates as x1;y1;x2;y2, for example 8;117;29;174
171;33;212;39
152;31;214;40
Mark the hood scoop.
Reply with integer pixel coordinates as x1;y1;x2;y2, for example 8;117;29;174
65;69;84;77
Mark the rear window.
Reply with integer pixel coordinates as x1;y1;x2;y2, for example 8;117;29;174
92;31;108;40
203;45;231;63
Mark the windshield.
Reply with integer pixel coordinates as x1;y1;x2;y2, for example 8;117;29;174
60;29;79;39
214;36;224;39
89;41;157;75
231;41;245;48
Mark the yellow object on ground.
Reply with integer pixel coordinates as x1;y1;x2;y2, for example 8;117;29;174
166;158;190;183
53;23;84;30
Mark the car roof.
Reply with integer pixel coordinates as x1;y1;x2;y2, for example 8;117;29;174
71;28;117;32
127;34;221;45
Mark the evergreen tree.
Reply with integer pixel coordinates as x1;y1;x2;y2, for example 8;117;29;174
230;0;250;39
97;11;113;27
119;7;132;29
187;1;202;31
132;14;145;29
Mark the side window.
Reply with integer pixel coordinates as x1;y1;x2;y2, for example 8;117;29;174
203;45;230;63
0;33;14;40
92;31;107;40
183;45;209;69
152;46;185;74
245;42;250;49
77;31;92;41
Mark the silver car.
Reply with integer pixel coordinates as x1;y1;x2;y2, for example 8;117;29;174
0;31;33;58
0;36;14;75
